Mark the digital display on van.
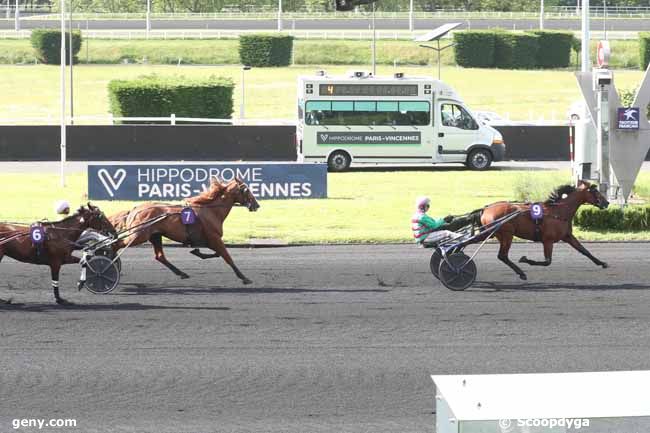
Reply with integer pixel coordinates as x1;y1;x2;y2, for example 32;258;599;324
319;84;419;97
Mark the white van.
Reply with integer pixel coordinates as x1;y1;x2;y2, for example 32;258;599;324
297;71;505;171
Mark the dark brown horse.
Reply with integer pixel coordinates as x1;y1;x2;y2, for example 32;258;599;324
110;177;260;284
478;180;609;280
0;204;115;304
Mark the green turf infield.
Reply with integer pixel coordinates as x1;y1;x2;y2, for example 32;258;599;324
1;170;649;243
0;64;646;122
0;38;641;69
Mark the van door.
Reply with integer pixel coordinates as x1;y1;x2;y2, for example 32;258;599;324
437;102;481;163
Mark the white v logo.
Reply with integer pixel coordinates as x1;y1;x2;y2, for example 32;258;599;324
97;168;127;198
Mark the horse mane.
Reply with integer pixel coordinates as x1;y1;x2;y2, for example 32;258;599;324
545;184;576;204
43;206;88;226
187;179;228;205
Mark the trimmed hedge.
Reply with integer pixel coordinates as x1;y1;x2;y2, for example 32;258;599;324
575;205;650;231
640;32;650;71
238;34;294;67
30;29;82;65
453;31;495;68
494;31;539;69
527;30;573;68
108;75;234;123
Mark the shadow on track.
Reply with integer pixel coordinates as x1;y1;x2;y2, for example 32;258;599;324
345;164;560;173
469;282;650;292
117;284;390;296
0;302;231;313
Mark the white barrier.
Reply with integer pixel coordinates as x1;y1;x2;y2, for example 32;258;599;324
0;29;641;40
433;371;650;433
0;115;297;126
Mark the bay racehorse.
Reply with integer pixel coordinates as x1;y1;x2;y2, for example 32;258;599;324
0;204;115;304
110;177;260;284
476;180;609;281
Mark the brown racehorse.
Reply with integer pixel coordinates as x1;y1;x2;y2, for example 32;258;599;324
110;177;260;285
0;204;116;305
478;180;609;281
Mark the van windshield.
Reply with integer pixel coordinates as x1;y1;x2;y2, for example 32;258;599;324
440;103;478;130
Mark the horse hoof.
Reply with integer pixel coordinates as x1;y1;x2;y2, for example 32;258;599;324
1;298;12;305
601;262;609;269
242;278;253;285
56;298;75;306
519;274;527;281
519;256;528;263
180;274;190;280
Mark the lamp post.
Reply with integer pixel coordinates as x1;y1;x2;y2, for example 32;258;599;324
371;1;376;76
69;0;74;125
146;0;151;38
60;0;67;187
14;0;18;31
581;0;589;72
240;66;251;120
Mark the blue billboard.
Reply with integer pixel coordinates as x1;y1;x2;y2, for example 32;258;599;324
88;164;328;201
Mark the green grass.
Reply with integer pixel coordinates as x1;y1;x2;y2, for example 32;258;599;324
2;170;650;243
0;38;642;69
0;64;646;121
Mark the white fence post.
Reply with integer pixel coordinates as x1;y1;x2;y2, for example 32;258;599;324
171;113;176;125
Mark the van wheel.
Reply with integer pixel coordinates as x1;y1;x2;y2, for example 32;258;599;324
328;151;351;172
466;149;492;170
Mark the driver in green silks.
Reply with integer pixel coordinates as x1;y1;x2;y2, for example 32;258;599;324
411;197;475;246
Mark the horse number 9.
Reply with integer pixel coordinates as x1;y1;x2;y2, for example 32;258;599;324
531;203;543;220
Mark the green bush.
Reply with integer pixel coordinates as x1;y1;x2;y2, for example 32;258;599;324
453;31;496;68
575;205;650;231
30;29;82;65
512;173;571;203
527;30;573;68
108;75;234;123
238;34;294;67
494;31;539;69
640;32;650;71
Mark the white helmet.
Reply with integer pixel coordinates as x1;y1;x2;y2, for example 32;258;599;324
415;196;430;211
54;200;71;215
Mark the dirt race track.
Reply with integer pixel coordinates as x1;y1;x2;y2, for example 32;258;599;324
1;244;650;433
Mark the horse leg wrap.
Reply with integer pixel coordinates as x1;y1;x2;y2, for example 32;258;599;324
52;281;60;300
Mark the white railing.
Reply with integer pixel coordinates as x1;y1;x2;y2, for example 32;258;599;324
0;115;297;125
0;113;572;126
13;9;650;20
0;28;641;41
0;28;448;40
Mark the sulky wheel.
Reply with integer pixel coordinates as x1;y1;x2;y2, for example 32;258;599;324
95;248;121;273
84;255;121;294
438;252;477;291
429;249;442;279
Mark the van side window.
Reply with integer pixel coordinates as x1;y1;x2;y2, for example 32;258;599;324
305;100;430;126
440;104;478;130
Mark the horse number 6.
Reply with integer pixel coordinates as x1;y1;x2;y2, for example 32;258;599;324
31;227;45;244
